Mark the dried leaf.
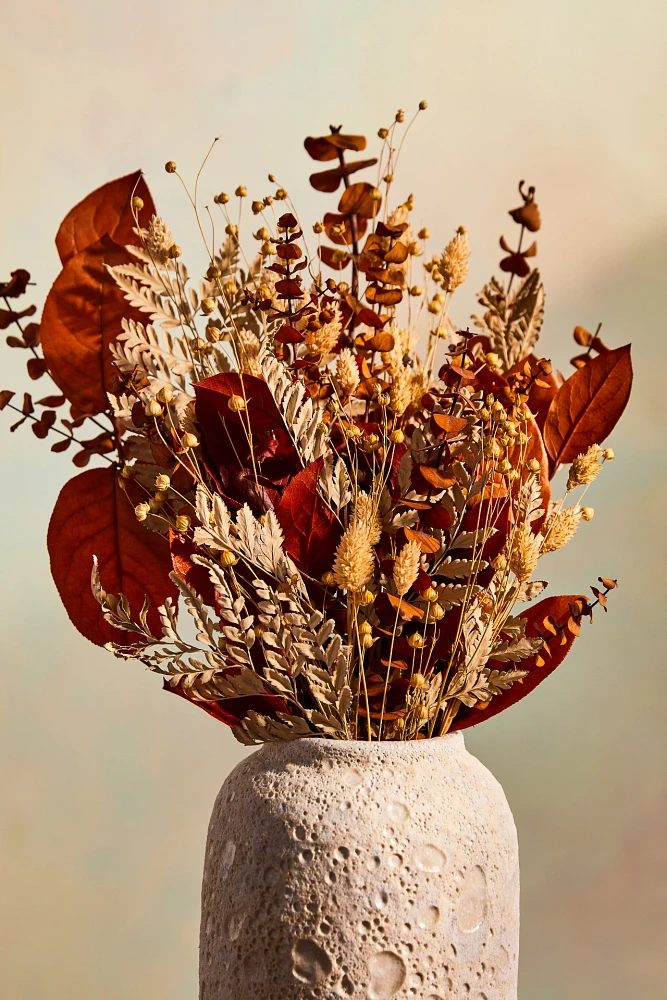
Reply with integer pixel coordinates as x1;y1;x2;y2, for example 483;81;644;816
544;345;632;467
55;171;155;265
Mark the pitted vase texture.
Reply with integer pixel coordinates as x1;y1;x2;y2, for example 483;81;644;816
200;733;519;1000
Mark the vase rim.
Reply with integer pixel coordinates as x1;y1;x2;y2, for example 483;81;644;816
256;731;465;763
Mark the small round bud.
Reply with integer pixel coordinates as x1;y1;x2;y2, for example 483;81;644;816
360;589;375;605
181;432;199;450
395;109;405;123
377;391;390;406
418;706;430;722
228;394;247;412
383;173;393;184
201;297;218;315
220;550;239;567
378;127;389;139
207;264;222;280
131;196;144;211
525;458;540;473
390;429;405;445
224;223;238;237
135;502;151;521
222;280;238;298
310;221;323;234
359;620;373;636
409;672;426;689
263;195;274;207
175;514;190;533
409;285;423;297
275;188;288;200
321;570;336;587
603;448;615;461
346;425;362;439
167;244;182;259
498;459;512;474
338;281;350;294
361;634;375;649
428;300;442;315
484;439;504;460
121;465;135;479
145;399;163;417
418;99;428;110
165;161;177;173
485;352;501;368
156;386;174;404
393;717;405;732
581;506;595;521
508;469;520;481
417;227;430;240
422;587;438;603
430;603;445;621
407;632;425;649
155;474;171;492
235;185;247;197
214;191;230;205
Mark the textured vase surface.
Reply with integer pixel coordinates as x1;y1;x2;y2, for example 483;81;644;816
200;733;519;1000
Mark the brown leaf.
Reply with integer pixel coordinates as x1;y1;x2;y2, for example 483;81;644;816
310;158;378;193
55;171;155;265
404;527;440;554
544;345;632;467
47;467;178;646
432;414;468;436
385;592;425;621
323;212;368;247
319;245;351;271
27;357;48;380
0;390;15;410
304;134;367;162
0;269;31;298
338;182;382;219
417;465;457;490
364;332;395;352
41;236;147;415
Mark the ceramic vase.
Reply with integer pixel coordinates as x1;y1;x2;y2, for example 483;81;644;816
200;732;519;999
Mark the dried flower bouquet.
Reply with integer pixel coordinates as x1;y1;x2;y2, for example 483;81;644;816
1;107;633;744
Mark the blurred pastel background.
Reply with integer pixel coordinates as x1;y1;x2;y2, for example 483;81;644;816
1;1;665;997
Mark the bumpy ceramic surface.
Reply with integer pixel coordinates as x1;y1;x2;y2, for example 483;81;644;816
200;733;519;999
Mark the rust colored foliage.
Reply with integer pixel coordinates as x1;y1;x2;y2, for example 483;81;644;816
48;468;177;646
1;112;633;742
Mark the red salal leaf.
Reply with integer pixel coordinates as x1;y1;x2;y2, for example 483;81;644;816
41;236;144;415
47;467;178;646
451;595;587;732
194;372;296;512
55;170;155;265
275;458;342;580
544;345;632;468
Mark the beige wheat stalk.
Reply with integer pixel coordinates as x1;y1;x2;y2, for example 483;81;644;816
393;539;422;596
335;348;360;395
541;505;582;553
567;444;604;490
438;226;470;293
509;523;540;582
333;522;375;593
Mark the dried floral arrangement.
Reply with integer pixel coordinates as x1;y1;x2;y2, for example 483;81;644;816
1;106;633;744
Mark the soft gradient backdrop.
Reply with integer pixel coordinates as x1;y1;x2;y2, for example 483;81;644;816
1;2;665;998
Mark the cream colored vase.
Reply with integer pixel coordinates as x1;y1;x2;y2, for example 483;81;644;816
200;733;519;1000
